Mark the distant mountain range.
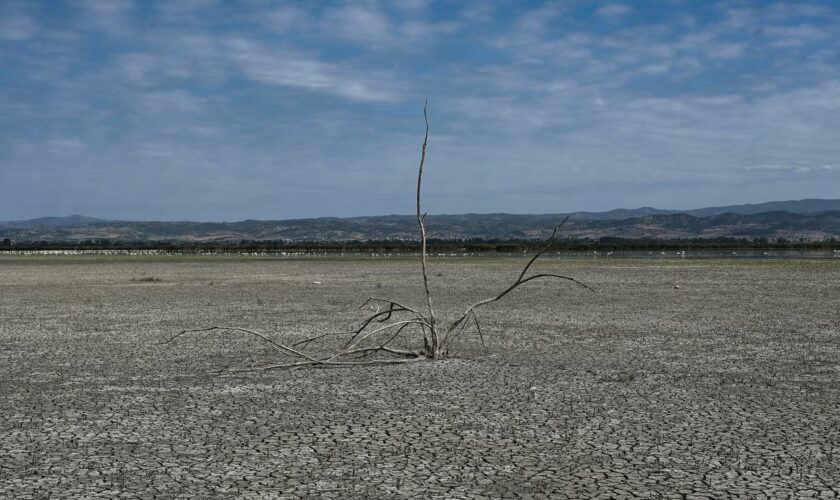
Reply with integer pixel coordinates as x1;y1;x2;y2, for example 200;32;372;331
2;199;840;243
571;198;840;220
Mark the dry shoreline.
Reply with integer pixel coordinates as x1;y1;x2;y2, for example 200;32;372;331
2;256;839;498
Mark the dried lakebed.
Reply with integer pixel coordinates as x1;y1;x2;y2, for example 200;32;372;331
1;255;839;499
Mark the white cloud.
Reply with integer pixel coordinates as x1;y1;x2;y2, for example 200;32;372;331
717;7;755;30
46;138;85;153
636;63;670;75
765;24;831;48
399;19;460;40
225;38;402;102
256;4;311;32
77;0;136;34
393;0;433;11
427;75;840;212
0;13;38;41
4;0;840;219
459;2;496;23
323;5;393;45
155;0;220;16
596;4;633;19
765;3;838;21
512;2;568;34
745;165;812;174
316;3;460;49
706;41;746;59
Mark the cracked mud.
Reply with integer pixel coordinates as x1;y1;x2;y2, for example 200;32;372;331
1;255;839;498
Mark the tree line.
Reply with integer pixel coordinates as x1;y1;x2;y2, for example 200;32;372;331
1;236;837;253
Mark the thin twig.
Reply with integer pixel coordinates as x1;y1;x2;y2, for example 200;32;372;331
292;330;346;348
160;326;324;364
341;345;420;358
221;356;424;373
445;216;591;342
344;305;413;348
380;322;411;348
515;217;570;284
339;319;430;357
472;310;486;349
361;297;421;315
517;273;595;292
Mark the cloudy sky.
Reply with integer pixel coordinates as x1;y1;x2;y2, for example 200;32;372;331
1;0;839;221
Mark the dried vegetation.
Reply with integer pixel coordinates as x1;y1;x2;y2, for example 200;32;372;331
162;103;591;369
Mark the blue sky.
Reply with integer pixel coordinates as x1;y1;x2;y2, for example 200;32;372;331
1;0;839;221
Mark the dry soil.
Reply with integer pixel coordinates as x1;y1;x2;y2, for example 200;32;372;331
1;255;839;499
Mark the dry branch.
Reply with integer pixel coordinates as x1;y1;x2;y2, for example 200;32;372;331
162;101;593;370
445;217;594;341
416;100;439;355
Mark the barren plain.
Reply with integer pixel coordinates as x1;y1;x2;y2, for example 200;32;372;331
1;255;839;499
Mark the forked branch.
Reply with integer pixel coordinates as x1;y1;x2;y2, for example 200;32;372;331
446;217;594;340
160;322;424;372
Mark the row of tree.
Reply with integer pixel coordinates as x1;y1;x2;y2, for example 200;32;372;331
1;236;837;253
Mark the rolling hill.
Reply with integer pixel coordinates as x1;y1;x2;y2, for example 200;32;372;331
2;199;840;243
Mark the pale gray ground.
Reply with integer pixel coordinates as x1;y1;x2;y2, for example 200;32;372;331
1;255;839;499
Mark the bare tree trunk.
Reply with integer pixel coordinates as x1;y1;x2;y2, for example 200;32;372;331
416;100;441;357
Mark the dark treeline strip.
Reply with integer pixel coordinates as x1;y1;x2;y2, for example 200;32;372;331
1;236;838;253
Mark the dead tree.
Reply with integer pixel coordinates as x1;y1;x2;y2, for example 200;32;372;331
161;101;593;370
